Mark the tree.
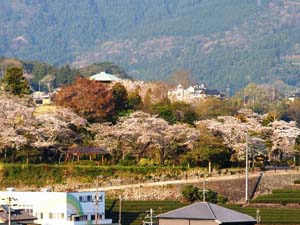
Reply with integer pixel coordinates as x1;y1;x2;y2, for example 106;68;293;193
168;69;195;88
192;125;232;171
54;77;115;122
128;89;143;110
142;88;153;113
40;74;56;93
92;111;200;165
234;83;284;114
2;67;30;96
182;185;200;203
153;104;176;124
112;82;128;112
182;184;227;203
285;99;300;125
170;101;198;124
195;98;229;120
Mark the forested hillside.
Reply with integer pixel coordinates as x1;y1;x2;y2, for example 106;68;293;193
0;57;129;90
1;0;300;92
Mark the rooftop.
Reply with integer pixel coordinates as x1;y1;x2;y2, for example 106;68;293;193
89;71;121;82
157;202;256;224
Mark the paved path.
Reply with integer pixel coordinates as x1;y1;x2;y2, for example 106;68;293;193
81;170;300;192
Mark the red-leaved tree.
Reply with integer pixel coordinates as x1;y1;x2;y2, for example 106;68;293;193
54;77;115;122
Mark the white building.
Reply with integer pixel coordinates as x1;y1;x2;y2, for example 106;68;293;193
0;190;112;225
168;84;224;103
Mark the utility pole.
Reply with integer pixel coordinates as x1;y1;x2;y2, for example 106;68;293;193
95;177;99;225
149;209;154;225
144;209;155;225
1;66;4;79
203;175;207;202
245;131;249;203
94;175;103;225
8;197;11;225
2;196;16;225
118;195;122;225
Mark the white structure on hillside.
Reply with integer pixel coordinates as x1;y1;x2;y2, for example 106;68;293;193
0;190;112;225
288;93;300;102
168;84;224;103
89;72;121;83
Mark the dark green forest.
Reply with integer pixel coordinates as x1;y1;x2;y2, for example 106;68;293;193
1;0;300;92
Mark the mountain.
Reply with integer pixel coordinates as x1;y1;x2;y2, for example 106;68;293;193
1;0;300;92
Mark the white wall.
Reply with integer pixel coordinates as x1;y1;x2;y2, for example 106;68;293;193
0;191;112;225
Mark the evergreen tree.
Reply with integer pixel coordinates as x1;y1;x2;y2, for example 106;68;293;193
112;82;128;112
2;67;30;96
128;90;142;110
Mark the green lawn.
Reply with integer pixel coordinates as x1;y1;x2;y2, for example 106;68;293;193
251;189;300;204
105;200;300;225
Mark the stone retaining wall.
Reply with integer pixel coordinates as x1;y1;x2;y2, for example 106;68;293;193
106;172;300;202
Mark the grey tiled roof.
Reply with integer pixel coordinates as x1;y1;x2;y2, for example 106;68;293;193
0;207;36;222
157;202;256;224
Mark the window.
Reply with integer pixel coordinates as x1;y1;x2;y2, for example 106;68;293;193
79;195;95;202
49;213;64;219
87;195;92;201
79;215;88;221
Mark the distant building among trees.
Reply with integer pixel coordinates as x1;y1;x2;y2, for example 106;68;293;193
168;84;224;103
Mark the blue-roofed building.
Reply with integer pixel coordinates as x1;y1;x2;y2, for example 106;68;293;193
157;202;256;225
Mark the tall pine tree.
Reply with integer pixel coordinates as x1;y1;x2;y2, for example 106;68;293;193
2;67;30;96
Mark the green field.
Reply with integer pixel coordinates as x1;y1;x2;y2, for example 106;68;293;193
251;189;300;204
105;200;300;225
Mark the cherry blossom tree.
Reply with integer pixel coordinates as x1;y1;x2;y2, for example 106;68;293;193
92;111;199;165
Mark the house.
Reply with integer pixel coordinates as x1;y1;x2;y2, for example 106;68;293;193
157;202;256;225
0;205;36;225
89;72;121;84
0;190;112;225
288;93;300;102
31;91;52;105
168;84;224;103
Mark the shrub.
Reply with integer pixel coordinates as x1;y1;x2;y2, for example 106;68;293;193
294;179;300;184
281;200;288;206
217;195;228;204
182;185;200;203
236;114;247;123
